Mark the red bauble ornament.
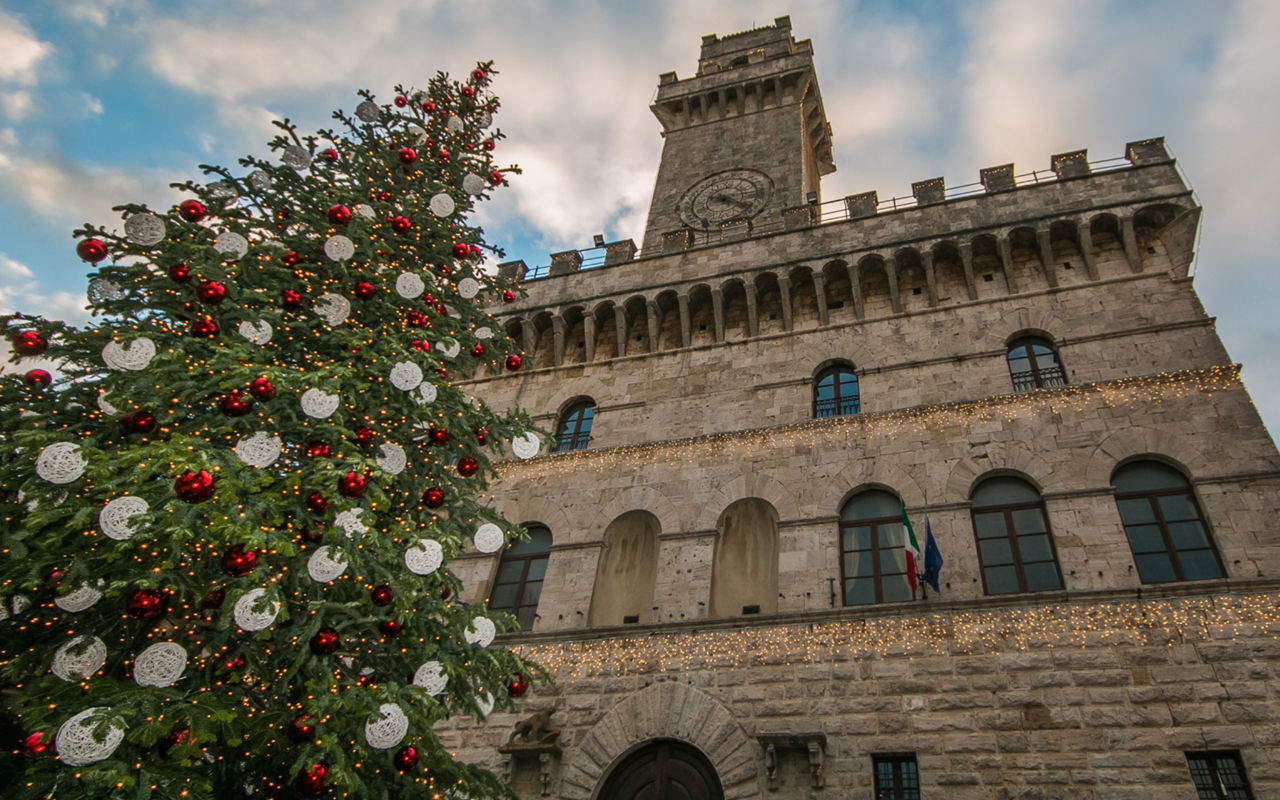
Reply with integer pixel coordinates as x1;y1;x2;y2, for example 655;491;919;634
327;204;351;225
505;354;522;371
321;148;338;162
24;369;52;388
471;343;485;358
220;392;252;417
461;85;474;98
472;68;487;83
437;263;451;277
394;95;408;107
276;206;292;221
398;147;417;164
490;170;504;185
502;289;516;303
309;627;340;655
21;731;49;755
371;585;393;606
406;311;428;328
126;588;168;619
423;487;444;508
178;199;207;222
422;100;436;113
379;619;402;636
167;263;192;283
190;317;219;337
304;441;331;458
121;410;157;433
174;470;215;502
388;215;411;233
434;303;447;316
483;139;495;151
302;521;326;542
76;238;107;263
439;585;452;600
223;654;246;673
422;292;437;305
452;242;470;258
409;339;428;351
306;493;329;513
429;427;449;446
13;329;47;356
295;763;329;798
201;588;226;609
353;281;376;300
196;280;226;305
475;428;488;445
376;190;392;202
281;289;303;309
393;745;418;770
469;245;482;259
508;673;530;698
457;457;479;477
353;426;375;446
248;376;275;400
287;714;316;743
220;545;257;577
281;250;299;266
337;471;367;498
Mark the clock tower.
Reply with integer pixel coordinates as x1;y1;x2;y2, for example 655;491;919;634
641;16;835;254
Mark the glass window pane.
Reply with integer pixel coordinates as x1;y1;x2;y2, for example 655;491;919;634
520;580;543;607
881;575;912;603
979;537;1013;566
984;565;1020;594
508;528;552;555
525;556;548;581
844;490;901;520
973;512;1007;539
877;523;903;547
844;525;872;550
1125;524;1166;554
1168;521;1210;550
972;477;1039;507
1010;507;1047;535
1157;493;1200;523
880;548;906;575
1017;533;1054;563
1178;549;1223;581
845;579;875;606
1113;461;1187;493
1135;552;1176;583
1022;562;1062;591
1116;497;1156;525
489;583;517;610
854;554;875;578
515;605;537;630
497;560;525;582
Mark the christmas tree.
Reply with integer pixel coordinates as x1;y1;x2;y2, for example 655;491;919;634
0;64;545;800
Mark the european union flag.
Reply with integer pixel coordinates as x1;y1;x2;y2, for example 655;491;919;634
922;520;943;593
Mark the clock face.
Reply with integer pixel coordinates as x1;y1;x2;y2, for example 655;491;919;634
678;169;773;229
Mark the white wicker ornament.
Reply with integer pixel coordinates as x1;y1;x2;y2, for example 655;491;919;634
214;231;249;258
281;145;311;169
52;636;106;681
364;704;408;750
475;326;492;340
314;293;350;325
414;382;437;405
447;115;464;134
300;388;340;419
435;338;460;358
57;708;124;766
133;642;187;688
479;112;493;129
235;432;281;468
124;212;166;245
97;391;118;415
477;691;495;717
247;170;271;191
473;523;504;554
102;337;155;370
465;616;496;647
233;588;280;631
12;595;30;614
238;320;273;344
99;495;148;540
36;442;86;484
206;180;238;200
512;432;541;460
376;442;406;475
87;278;123;304
354;203;375;218
458;278;482;300
462;174;486;196
307;546;348;582
55;582;102;613
324;235;354;261
334;509;366;538
404;538;443;575
413;661;448;694
355;100;380;122
395;272;425;298
428;193;455;217
389;361;423;390
407;123;427;143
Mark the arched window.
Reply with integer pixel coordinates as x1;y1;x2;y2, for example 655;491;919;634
1006;336;1066;392
814;364;860;418
554;399;595;452
839;489;912;605
488;525;551;630
1113;461;1223;583
971;476;1063;594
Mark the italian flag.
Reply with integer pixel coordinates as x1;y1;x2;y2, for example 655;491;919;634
901;505;920;593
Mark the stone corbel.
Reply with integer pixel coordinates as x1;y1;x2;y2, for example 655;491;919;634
757;732;827;791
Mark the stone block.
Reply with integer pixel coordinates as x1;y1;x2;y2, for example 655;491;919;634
603;239;638;266
1125;137;1170;165
981;164;1016;193
1051;149;1090;179
845;191;879;219
497;259;527;281
912;177;945;206
549;250;583;276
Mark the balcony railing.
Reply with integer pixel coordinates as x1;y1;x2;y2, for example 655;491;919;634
1010;366;1067;393
814;397;861;418
553;431;591;452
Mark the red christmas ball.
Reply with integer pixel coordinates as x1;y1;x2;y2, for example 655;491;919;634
24;369;52;388
376;190;392;202
121;410;157;433
371;585;393;606
248;376;275;401
301;521;326;542
429;428;449;446
505;354;522;372
337;471;367;498
461;85;474;98
434;303;447;316
483;139;495;152
196;280;226;305
126;588;168;619
508;673;530;698
327;204;351;225
398;147;417;165
295;763;329;798
276;206;292;221
201;588;226;609
469;244;482;258
174;470;215;503
190;317;219;337
388;215;411;233
457;457;479;477
287;714;316;743
471;343;485;358
162;727;192;752
452;242;470;259
178;199;207;222
21;731;49;755
422;100;436;113
422;292;437;306
220;545;257;577
437;263;451;277
406;311;428;328
321;148;338;162
394;95;408;107
304;441;330;458
353;281;376;300
472;68;487;83
393;745;418;770
379;619;402;636
76;238;108;263
281;289;303;309
13;329;47;356
490;170;504;185
281;250;299;266
409;339;428;351
439;585;452;601
353;426;375;446
309;627;340;655
502;290;516;303
167;263;192;283
220;392;252;417
306;493;329;513
423;487;444;508
475;428;488;445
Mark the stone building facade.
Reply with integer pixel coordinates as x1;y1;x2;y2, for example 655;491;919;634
442;17;1280;800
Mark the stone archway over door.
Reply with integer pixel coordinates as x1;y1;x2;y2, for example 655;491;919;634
598;739;724;800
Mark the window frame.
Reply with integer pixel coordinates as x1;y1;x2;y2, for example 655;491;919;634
839;492;912;606
970;477;1064;595
873;753;920;800
1113;461;1224;584
813;364;860;418
487;526;551;631
1006;336;1067;392
553;399;595;452
1185;750;1255;800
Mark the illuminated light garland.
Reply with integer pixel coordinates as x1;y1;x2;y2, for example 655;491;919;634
509;590;1280;680
494;366;1244;478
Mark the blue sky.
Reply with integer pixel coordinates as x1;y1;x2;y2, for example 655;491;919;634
2;0;1279;434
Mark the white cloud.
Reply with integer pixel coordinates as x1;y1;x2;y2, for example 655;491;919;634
80;93;104;116
54;0;139;28
0;252;90;323
0;11;49;86
0;90;33;120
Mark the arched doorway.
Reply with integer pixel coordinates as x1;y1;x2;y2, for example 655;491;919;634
597;739;724;800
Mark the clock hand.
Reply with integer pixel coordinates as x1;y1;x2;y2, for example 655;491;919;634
712;193;752;209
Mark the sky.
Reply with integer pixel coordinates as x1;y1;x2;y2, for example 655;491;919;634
1;0;1278;435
